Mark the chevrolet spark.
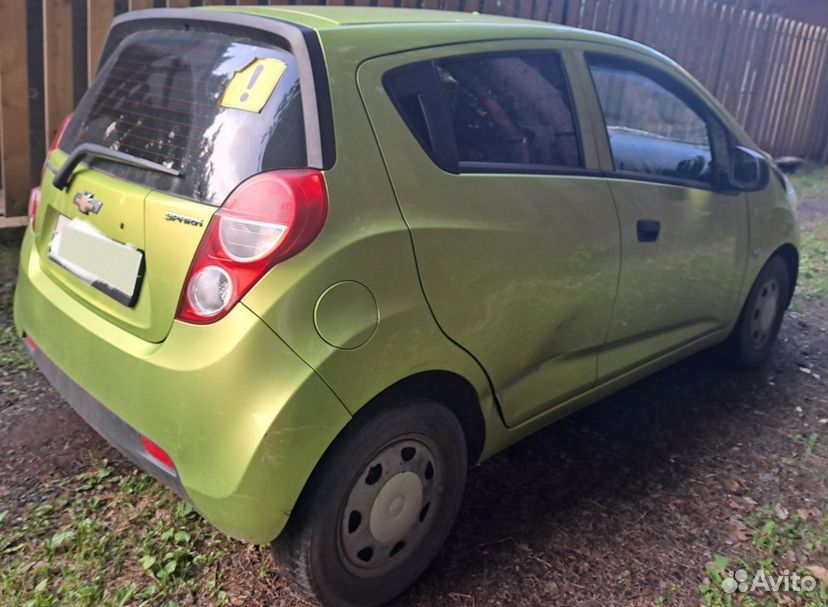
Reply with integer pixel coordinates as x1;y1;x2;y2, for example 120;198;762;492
14;6;799;606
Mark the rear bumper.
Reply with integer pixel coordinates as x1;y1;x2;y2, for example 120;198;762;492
13;231;351;544
28;340;189;500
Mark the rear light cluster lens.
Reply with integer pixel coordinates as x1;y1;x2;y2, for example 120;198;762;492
49;114;73;154
31;113;72;233
176;170;328;324
28;187;41;231
219;218;287;262
187;266;233;318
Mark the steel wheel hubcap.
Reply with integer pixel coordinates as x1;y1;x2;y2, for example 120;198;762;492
750;278;779;349
339;437;438;576
369;471;423;543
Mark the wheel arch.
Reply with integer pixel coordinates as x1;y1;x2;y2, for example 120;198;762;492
770;243;799;308
279;369;486;543
358;370;486;466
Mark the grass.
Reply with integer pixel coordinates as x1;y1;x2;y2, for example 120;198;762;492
0;243;20;315
797;221;827;301
0;244;18;273
789;166;828;302
790;165;828;203
0;241;248;607
697;390;828;607
0;243;36;377
0;464;245;607
0;325;36;375
699;507;828;607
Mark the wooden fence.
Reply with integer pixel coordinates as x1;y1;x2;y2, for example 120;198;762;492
1;0;826;222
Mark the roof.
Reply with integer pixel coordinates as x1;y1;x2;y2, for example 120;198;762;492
197;6;667;66
206;6;547;29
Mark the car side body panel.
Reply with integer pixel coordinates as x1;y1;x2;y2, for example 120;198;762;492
356;41;622;427
563;44;752;378
240;27;499;430
568;41;799;347
743;177;801;297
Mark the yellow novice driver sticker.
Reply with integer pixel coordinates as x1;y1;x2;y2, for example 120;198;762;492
220;58;287;113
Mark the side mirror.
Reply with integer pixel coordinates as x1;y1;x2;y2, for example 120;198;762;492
729;146;769;191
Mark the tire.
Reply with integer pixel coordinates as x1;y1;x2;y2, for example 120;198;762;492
272;398;468;607
727;255;790;369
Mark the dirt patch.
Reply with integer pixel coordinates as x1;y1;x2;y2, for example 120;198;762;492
797;199;827;224
395;297;827;606
1;197;826;607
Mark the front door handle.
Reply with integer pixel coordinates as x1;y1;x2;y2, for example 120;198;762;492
636;219;661;243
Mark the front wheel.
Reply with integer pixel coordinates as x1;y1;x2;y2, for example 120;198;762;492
273;398;468;607
727;255;790;369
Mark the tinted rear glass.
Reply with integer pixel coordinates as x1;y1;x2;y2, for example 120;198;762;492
436;52;581;169
384;51;582;173
60;28;307;206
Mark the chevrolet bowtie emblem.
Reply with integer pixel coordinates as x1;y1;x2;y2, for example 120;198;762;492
73;191;103;215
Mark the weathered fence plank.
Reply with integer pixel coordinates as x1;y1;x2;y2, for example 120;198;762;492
807;33;828;160
0;0;33;217
752;16;785;146
127;0;154;10
42;0;73;157
786;25;820;154
87;0;115;82
766;20;800;152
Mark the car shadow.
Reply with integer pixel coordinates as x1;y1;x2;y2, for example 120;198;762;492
393;324;809;606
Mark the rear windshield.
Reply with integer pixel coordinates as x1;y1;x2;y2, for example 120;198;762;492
60;28;307;206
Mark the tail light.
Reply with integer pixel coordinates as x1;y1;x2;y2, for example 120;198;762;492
49;114;73;154
28;114;71;234
40;113;73;186
176;170;328;324
28;187;41;231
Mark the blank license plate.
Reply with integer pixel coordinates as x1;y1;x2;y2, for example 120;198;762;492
49;216;144;306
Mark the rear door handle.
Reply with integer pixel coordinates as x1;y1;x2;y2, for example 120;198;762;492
636;219;661;243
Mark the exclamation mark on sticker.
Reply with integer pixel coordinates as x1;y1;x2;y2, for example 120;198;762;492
240;64;265;103
220;58;287;112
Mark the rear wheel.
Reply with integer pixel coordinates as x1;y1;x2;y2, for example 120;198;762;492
728;256;790;369
273;399;467;607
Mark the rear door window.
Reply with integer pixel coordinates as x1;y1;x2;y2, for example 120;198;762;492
437;52;581;170
384;50;582;173
60;28;307;206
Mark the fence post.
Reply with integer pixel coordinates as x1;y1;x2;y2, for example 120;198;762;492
43;0;74;148
87;0;115;83
128;0;154;10
0;0;33;217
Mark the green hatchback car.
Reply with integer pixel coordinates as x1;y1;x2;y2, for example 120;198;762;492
14;6;799;606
